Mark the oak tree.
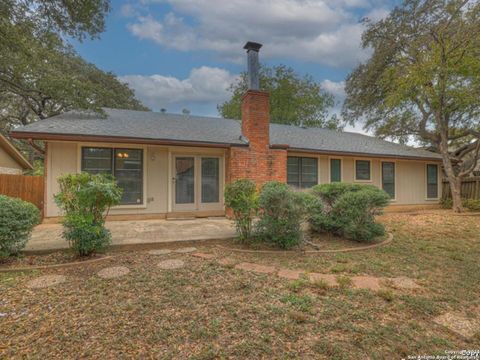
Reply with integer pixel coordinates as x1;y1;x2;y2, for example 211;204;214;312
343;0;480;212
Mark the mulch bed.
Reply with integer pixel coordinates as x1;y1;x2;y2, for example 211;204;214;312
218;232;388;253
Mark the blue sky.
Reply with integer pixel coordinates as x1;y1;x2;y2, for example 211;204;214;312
72;0;397;128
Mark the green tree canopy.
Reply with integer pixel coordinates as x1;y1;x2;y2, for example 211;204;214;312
218;65;341;130
0;0;147;133
343;0;480;212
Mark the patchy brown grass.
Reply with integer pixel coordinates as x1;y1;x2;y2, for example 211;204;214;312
1;211;479;359
0;251;105;268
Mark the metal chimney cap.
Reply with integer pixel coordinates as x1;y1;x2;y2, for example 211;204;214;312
243;41;262;52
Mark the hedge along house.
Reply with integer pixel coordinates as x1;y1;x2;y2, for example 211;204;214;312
11;42;443;220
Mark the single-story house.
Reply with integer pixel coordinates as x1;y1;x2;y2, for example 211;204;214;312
0;133;33;174
11;42;443;220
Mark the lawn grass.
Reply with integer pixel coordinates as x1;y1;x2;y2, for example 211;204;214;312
1;211;479;358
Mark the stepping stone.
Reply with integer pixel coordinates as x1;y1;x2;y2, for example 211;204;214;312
97;266;130;279
27;275;66;289
277;269;304;280
148;249;172;255
158;259;185;270
217;257;236;266
352;276;382;291
191;252;215;259
235;262;276;274
387;277;422;290
308;273;338;287
434;312;480;338
174;247;197;253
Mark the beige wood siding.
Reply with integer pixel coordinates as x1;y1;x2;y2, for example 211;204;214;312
287;151;441;205
0;146;23;173
45;141;225;217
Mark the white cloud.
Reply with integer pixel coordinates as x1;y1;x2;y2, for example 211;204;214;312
125;0;380;67
119;66;239;112
321;79;346;100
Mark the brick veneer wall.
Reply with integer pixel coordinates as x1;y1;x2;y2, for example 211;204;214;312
226;90;287;187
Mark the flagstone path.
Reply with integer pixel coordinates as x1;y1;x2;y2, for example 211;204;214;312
25;248;479;339
97;266;130;279
26;275;66;289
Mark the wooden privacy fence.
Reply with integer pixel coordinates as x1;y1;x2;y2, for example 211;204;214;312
0;174;44;216
442;176;480;200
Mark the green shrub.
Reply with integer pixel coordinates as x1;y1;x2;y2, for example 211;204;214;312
61;214;112;256
55;173;122;256
311;183;365;208
440;197;480;211
255;181;311;249
440;197;453;209
463;199;480;211
309;183;390;242
0;195;41;258
224;179;258;242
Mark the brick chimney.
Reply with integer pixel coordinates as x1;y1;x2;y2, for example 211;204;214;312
226;42;286;191
241;42;270;151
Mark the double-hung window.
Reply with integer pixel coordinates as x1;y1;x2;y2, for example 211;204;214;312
81;147;144;205
287;157;318;189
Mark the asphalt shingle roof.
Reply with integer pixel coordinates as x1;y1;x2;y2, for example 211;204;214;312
12;108;441;160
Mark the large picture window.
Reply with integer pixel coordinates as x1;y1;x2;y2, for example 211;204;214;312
81;147;143;205
287;157;318;189
426;164;438;199
355;160;371;181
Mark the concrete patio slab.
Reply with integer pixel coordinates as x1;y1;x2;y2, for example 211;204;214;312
26;218;236;252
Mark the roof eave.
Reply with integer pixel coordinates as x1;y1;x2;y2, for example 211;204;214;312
0;134;33;170
9;131;247;149
287;147;442;162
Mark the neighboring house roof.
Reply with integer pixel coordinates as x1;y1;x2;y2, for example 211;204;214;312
0;133;33;170
11;108;442;161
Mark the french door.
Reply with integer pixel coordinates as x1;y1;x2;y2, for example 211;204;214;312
172;155;222;212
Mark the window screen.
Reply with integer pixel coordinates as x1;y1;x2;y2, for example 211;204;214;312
426;164;438;199
330;159;341;182
287;157;318;189
81;147;143;205
382;162;395;199
355;160;371;181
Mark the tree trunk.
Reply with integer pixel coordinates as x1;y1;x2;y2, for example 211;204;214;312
439;135;464;212
448;175;463;213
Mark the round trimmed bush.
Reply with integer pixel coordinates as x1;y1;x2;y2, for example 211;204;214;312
309;183;390;242
0;195;41;258
255;181;311;249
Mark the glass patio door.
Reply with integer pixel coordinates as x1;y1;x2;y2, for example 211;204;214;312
173;155;222;212
174;156;196;211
